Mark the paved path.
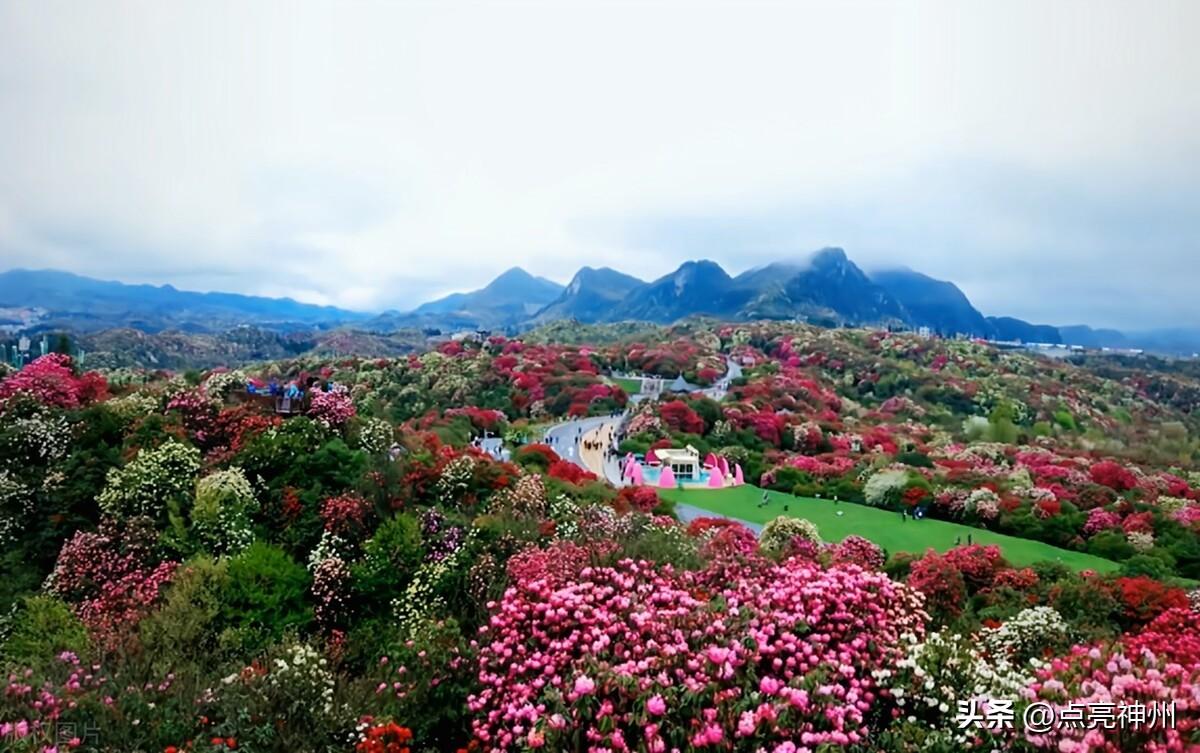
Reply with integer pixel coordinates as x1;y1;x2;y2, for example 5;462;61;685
543;356;761;531
543;415;622;472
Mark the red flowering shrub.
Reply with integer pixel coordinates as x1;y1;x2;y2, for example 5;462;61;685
991;567;1039;591
321;493;373;538
685;516;741;538
505;541;592;590
1089;460;1137;492
546;460;596;485
828;535;885;570
356;722;414;753
943;544;1004;592
1121;511;1155;534
659;400;705;434
1124;607;1200;667
46;518;177;649
616;485;661;514
1103;576;1190;628
906;549;967;622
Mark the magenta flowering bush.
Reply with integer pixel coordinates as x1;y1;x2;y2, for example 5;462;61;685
308;385;357;429
468;557;926;751
0;353;107;409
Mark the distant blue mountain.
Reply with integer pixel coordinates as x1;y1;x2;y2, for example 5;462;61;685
7;257;1197;355
871;267;991;336
0;268;367;333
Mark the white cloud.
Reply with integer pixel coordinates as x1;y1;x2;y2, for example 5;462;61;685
0;0;1197;328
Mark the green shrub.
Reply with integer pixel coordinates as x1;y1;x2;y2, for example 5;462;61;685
138;556;230;672
221;542;313;654
0;595;90;669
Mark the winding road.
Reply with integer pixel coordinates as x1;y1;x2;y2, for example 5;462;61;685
542;356;762;532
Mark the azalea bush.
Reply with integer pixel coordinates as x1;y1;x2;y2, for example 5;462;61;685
468;557;927;751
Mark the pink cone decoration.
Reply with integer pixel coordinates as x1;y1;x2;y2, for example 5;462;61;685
734;463;744;485
704;452;718;469
646;448;659;465
718;456;730;477
707;468;724;488
630;463;644;485
658;466;675;488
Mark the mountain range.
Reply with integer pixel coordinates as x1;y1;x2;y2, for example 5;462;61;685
0;268;367;333
377;248;1069;343
2;249;1197;356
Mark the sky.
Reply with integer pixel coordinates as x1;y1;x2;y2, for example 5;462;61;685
0;0;1197;330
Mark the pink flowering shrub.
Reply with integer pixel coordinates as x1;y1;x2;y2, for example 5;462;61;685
308;386;356;429
1023;642;1199;752
504;541;592;590
1083;507;1122;536
828;535;885;570
468;557;926;751
46;519;177;650
0;353;107;408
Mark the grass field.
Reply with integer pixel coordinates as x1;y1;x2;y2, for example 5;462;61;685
660;485;1120;573
611;376;644;394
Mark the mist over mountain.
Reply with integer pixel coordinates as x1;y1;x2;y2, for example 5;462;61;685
4;249;1196;356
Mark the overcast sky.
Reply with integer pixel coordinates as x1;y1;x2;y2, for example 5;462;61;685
1;0;1197;329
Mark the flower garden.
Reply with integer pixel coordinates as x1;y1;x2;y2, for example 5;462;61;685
1;324;1198;752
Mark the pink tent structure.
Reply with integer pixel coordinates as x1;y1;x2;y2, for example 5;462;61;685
657;466;675;488
704;452;718;469
734;463;745;485
622;458;634;479
645;448;660;465
707;468;725;488
718;456;730;477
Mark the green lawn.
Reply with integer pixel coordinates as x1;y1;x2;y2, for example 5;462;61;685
611;376;644;394
660;485;1120;573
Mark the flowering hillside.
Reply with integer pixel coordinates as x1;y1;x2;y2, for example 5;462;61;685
1;327;1198;752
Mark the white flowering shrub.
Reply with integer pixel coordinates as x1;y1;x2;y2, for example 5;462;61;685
760;516;821;553
307;530;352;572
6;410;71;463
965;488;1001;521
980;606;1071;664
98;439;202;520
192;467;257;554
201;369;246;399
435;455;475;506
864;468;909;507
266;641;335;717
1126;530;1155;552
875;629;1039;747
392;529;477;639
105;391;161;422
354;416;394;455
0;471;33;547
